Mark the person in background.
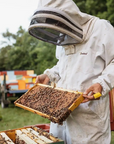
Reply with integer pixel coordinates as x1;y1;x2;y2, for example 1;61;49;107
28;0;114;143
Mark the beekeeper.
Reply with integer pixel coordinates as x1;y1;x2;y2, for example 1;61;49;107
28;0;114;143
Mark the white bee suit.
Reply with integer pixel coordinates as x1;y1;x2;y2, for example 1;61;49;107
47;20;114;144
30;0;114;143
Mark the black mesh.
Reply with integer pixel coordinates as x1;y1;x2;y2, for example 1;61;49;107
34;10;82;31
29;27;78;46
30;17;83;38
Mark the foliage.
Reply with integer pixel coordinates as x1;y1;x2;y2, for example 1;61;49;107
73;0;86;12
73;0;114;26
0;45;11;70
85;0;107;16
0;0;114;73
106;0;114;26
0;27;57;75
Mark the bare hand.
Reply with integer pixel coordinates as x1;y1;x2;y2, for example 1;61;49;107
82;83;102;103
35;74;50;85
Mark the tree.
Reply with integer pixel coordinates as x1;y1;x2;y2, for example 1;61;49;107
0;27;57;75
1;27;32;70
0;45;11;70
1;0;114;73
86;0;107;16
32;41;57;74
73;0;114;26
73;0;86;13
106;0;114;26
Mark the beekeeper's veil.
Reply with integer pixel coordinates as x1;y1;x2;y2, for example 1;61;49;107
28;0;96;46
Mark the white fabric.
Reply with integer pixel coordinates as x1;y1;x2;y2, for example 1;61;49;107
37;0;93;25
41;0;114;144
37;0;97;43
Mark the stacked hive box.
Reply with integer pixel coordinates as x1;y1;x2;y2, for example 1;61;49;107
0;132;14;144
0;70;37;90
0;127;64;144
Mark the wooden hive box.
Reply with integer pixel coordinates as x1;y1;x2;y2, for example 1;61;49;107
14;84;84;124
0;126;64;144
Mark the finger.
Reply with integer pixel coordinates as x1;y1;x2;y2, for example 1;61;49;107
83;93;94;100
35;76;38;83
83;91;94;97
85;95;94;100
83;94;101;100
43;77;50;84
35;76;41;83
82;98;90;103
84;86;93;95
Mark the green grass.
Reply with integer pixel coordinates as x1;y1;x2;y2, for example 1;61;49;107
111;131;114;144
0;104;114;143
0;104;50;131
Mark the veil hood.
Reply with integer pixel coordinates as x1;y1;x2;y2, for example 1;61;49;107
28;0;97;45
37;0;93;25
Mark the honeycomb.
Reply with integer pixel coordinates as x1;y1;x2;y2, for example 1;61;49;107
15;85;81;124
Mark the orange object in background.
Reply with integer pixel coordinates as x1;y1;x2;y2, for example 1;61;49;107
18;80;26;90
14;71;27;76
26;84;31;89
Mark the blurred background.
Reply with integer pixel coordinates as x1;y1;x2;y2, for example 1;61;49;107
0;0;114;75
0;0;114;143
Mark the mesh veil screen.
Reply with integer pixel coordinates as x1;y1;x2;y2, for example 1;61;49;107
29;27;79;45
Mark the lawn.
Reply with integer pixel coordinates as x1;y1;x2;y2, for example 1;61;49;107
0;104;50;131
112;131;114;144
0;104;114;143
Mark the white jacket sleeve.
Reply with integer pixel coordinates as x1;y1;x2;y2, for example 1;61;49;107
92;20;114;96
44;46;61;83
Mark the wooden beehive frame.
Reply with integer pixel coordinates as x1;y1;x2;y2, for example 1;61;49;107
0;127;63;143
0;132;14;144
14;83;84;123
